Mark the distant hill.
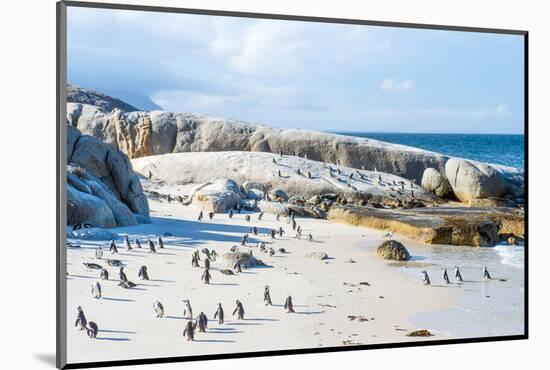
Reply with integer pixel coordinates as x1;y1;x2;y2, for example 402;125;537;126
67;84;140;112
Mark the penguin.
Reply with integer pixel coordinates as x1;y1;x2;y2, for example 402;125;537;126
204;258;210;270
148;239;156;254
278;169;282;177
183;320;195;341
119;267;128;283
83;262;102;270
296;225;302;234
258;212;264;220
106;259;123;267
234;262;242;273
157;236;164;249
124;235;132;251
421;270;431;286
257;241;266;249
382;231;393;239
260;243;267;253
278;227;285;237
211;250;218;261
120;280;137;289
233;300;245;320
442;268;451;284
307;171;312;179
292;219;297;230
230;245;239;252
192;254;199;267
307;234;313;242
269;229;276;239
91;281;102;299
153;300;164;318
296;168;302;176
196;312;208;332
220;269;235;275
454;266;463;282
269;247;276;256
167;194;171;204
138;265;149;280
251;226;258;235
183;299;193;319
483;266;492;280
86;321;98;339
109;240;118;254
201;248;211;259
276;214;280;222
229;210;233;219
264;285;273;306
284;296;295;313
245;215;251;222
100;269;109;281
135;239;142;249
202;268;212;284
214;303;224;324
198;211;203;221
75;306;87;330
95;246;103;259
193;250;201;261
148;170;153;179
241;234;249;246
208;212;214;220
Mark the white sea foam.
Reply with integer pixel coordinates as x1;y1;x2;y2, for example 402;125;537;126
494;244;525;269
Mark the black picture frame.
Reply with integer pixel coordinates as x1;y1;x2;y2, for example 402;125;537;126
56;1;529;368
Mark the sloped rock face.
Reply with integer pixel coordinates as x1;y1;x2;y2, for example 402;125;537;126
192;178;244;213
445;158;509;202
66;126;149;228
67;84;139;112
421;168;453;198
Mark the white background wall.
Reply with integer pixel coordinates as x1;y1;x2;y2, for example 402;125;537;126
0;0;546;369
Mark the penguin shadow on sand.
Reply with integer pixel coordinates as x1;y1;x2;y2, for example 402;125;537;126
102;297;136;302
95;329;135;341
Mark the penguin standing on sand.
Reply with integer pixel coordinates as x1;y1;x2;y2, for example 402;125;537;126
307;234;313;242
75;306;87;330
214;303;224;324
202;268;212;284
100;269;109;281
251;226;258;235
91;281;102;299
109;240;118;254
483;266;492;280
138;265;149;280
264;286;273;306
148;239;156;254
183;320;195;341
269;229;276;239
157;236;164;249
196;312;208;332
124;235;132;251
278;227;285;237
229;210;233;219
245;215;251;222
422;270;431;286
95;246;103;259
86;322;98;338
454;266;463;282
135;239;142;249
233;300;245;320
204;258;210;270
258;212;264;221
284;296;295;313
119;267;128;283
198;211;203;221
208;212;214;220
442;268;451;284
183;299;193;319
153;300;164;318
191;254;199;267
241;234;249;246
211;250;218;261
234;261;242;273
292;219;297;230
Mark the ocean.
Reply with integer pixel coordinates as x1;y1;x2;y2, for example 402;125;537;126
333;132;525;170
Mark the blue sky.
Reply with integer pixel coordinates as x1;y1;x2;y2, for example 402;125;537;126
67;7;525;134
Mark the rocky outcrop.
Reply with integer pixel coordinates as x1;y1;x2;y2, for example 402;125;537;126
445;158;510;203
376;240;411;261
67;126;150;228
221;251;267;268
328;205;523;247
191;178;243;213
67;84;139;112
421;168;453;198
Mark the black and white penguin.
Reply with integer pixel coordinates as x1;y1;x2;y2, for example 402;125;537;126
241;234;249;246
204;258;210;270
454;266;463;282
251;226;258;235
157;236;164;249
201;268;212;284
278;227;285;237
264;285;273;306
198;211;203;221
183;320;195;341
95;246;103;259
86;321;98;338
234;261;242;273
138;265;149;280
211;250;218;261
483;266;492;280
269;229;276;239
208;211;214;220
196;312;208;332
124;235;132;251
258;212;264;221
307;234;313;242
284;296;295;313
292;219;297;230
233;300;245;320
442;268;451;284
422;270;431;286
109;240;118;254
201;248;211;259
135;239;142;249
119;280;137;289
230;245;239;253
100;269;109;281
75;306;87;330
191;254;199;267
148;239;156;253
153;300;164;318
229;209;233;219
83;262;102;270
183;299;193;319
91;281;102;299
119;267;128;283
268;247;275;256
245;215;251;222
214;303;224;324
106;259;123;267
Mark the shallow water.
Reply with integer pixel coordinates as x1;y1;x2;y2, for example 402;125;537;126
401;242;525;338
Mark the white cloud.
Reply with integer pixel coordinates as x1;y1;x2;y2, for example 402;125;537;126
380;78;416;91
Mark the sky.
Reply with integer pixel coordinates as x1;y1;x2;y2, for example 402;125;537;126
67;7;525;134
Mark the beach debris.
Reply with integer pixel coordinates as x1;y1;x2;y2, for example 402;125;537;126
359;281;371;286
305;251;329;260
345;258;356;263
376;240;411;261
347;315;369;322
406;329;433;337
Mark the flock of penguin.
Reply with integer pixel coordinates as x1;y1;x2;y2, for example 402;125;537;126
420;265;493;286
73;210;307;342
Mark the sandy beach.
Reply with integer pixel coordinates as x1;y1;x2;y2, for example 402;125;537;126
65;184;525;364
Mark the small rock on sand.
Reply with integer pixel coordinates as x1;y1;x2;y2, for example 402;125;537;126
306;251;329;260
407;329;433;337
376;240;411;261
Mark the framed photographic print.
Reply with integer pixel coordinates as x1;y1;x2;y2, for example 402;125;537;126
57;1;527;368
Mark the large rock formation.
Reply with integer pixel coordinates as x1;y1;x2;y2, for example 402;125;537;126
67;125;150;228
67;84;139;112
376;240;411;261
192;178;243;213
421;168;453;198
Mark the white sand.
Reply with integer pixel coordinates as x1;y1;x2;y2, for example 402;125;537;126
66;198;460;364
